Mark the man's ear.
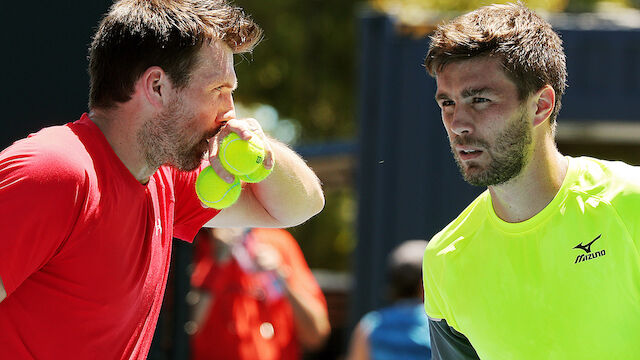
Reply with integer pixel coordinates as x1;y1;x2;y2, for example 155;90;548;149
532;85;555;127
137;66;172;108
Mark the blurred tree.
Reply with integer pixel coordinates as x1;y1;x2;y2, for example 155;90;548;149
232;1;362;271
234;0;360;143
289;188;357;271
370;0;567;13
370;0;636;15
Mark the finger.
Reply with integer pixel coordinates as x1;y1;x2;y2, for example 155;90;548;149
210;120;251;156
208;132;220;158
224;119;254;140
262;141;275;169
209;156;235;184
240;118;274;168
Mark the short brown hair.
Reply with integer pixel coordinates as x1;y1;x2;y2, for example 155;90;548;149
89;0;262;109
425;3;567;124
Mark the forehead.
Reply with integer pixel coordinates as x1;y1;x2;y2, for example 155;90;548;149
191;40;236;85
435;57;517;96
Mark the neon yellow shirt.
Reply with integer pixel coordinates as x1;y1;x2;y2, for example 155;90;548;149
423;156;640;359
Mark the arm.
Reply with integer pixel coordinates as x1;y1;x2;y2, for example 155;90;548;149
429;318;480;360
345;322;370;360
276;270;331;350
205;119;324;228
0;277;6;303
252;239;330;350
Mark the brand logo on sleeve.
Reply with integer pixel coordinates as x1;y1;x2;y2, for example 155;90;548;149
155;219;163;236
573;234;606;264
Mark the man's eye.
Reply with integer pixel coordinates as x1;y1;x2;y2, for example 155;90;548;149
441;100;454;107
472;97;490;103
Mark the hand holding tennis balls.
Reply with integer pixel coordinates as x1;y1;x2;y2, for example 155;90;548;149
219;131;266;175
196;119;275;209
217;130;275;182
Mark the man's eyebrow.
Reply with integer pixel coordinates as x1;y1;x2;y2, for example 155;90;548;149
223;80;238;90
210;80;238;91
435;87;496;101
461;87;494;98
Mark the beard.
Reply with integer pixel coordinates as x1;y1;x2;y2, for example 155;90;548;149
137;99;212;172
451;109;532;187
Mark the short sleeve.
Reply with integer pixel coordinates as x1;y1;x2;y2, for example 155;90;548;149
607;163;640;247
171;163;220;242
423;247;446;320
0;144;87;296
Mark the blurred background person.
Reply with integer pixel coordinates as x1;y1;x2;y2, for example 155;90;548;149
346;240;431;360
188;227;330;360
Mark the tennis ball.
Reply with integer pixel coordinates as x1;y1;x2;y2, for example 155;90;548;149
195;166;242;209
239;162;274;183
219;132;265;175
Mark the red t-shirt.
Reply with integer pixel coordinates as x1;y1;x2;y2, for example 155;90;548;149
190;228;327;360
0;114;219;359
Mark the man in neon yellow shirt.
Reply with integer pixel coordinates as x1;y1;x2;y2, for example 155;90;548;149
422;3;640;359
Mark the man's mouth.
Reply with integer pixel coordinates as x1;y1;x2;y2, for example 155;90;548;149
456;147;484;160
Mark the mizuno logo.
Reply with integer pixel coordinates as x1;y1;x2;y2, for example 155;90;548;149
573;234;600;253
573;234;606;264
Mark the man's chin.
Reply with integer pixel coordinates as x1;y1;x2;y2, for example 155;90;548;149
167;152;205;172
463;172;487;187
460;164;496;187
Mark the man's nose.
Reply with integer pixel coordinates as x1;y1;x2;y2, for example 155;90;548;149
450;106;473;136
218;93;236;123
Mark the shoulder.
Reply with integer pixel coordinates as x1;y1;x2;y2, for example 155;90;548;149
568;156;640;203
1;125;90;187
425;191;490;260
0;126;91;235
563;156;640;242
571;156;640;187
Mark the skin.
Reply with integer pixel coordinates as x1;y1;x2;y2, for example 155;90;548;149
89;39;324;228
345;322;370;360
0;40;324;304
434;56;568;223
250;240;331;350
0;278;5;303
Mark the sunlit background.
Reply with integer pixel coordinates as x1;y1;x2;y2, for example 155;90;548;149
1;0;639;358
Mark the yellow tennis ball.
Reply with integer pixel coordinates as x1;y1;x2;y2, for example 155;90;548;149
239;162;274;183
219;132;265;175
195;166;242;209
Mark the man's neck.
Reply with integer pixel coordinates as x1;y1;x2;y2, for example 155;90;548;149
89;108;157;184
488;140;568;223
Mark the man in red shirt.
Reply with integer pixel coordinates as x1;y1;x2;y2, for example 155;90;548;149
189;228;330;360
0;1;324;359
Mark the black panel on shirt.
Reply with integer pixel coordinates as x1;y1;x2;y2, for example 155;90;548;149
429;318;480;360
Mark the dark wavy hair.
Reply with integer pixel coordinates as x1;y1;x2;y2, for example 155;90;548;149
425;3;567;125
89;0;262;109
